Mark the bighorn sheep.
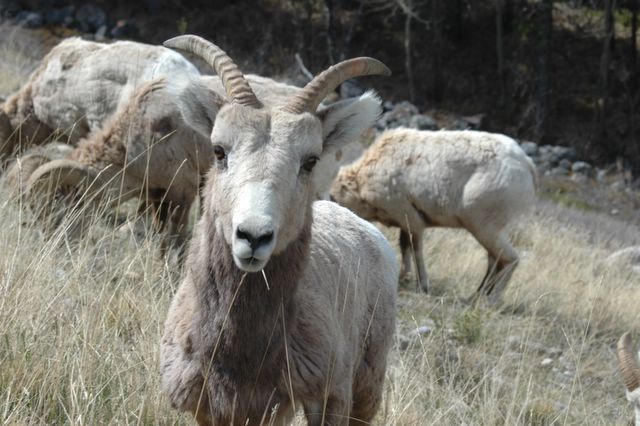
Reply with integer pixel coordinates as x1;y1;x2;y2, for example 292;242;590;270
617;332;640;426
2;37;353;245
0;37;200;163
330;128;538;302
159;35;398;425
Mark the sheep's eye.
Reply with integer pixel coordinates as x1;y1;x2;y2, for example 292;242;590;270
213;145;226;161
301;156;319;173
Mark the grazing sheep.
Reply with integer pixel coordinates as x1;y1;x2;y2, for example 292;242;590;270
617;332;640;426
330;128;538;302
0;37;200;163
160;35;397;425
2;37;350;247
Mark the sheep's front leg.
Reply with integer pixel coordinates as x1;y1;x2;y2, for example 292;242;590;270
399;229;413;282
399;228;429;292
304;397;350;426
412;231;429;293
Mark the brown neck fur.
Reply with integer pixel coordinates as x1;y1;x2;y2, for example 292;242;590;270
187;198;312;421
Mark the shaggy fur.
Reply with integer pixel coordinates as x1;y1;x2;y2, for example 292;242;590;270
0;38;198;163
162;201;397;425
5;37;366;248
160;54;397;423
331;128;538;302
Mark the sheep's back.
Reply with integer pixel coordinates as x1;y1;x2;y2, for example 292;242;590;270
29;38;198;141
357;129;536;225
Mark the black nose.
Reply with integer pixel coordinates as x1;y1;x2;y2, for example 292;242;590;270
236;227;274;251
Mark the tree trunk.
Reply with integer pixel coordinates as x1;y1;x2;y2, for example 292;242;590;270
631;0;639;175
496;0;506;105
340;0;365;61
534;0;553;141
430;0;443;102
324;0;336;64
632;0;637;95
595;0;616;142
405;9;415;103
304;0;314;68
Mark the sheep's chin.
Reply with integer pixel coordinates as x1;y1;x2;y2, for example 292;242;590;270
233;255;269;273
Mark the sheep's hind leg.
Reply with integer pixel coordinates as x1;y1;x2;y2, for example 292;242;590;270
399;229;413;284
469;230;519;304
475;254;497;295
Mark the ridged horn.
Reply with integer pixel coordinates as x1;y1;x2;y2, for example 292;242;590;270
283;57;391;114
25;159;110;206
617;332;640;392
5;153;50;195
163;35;261;108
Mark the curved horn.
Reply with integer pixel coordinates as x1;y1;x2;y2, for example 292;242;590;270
163;34;261;108
5;153;51;195
27;159;97;190
617;332;640;392
283;57;391;114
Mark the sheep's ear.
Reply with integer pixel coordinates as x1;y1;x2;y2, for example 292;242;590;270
175;79;226;139
317;90;381;154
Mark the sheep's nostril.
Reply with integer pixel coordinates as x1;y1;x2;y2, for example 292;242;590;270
236;227;274;252
254;232;273;249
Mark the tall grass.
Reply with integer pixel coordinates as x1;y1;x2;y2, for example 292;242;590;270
0;180;638;424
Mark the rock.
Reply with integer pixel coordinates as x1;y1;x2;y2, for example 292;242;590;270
95;25;108;41
571;161;592;176
395;100;419;115
75;3;106;33
382;100;394;112
540;358;553;367
521;141;539;156
552;145;577;162
570;173;589;184
596;168;608;183
414;325;433;335
558;158;572;172
604;246;640;274
0;0;21;17
546;167;569;177
408;114;438;131
377;101;420;130
16;11;43;28
450;118;471;130
460;114;485;130
538;145;558;165
44;5;74;26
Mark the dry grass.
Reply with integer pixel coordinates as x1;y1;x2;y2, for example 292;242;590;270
0;179;638;425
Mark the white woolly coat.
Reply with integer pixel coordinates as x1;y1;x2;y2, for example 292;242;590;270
335;128;537;233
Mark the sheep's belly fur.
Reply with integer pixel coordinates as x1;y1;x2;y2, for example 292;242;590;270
160;201;398;423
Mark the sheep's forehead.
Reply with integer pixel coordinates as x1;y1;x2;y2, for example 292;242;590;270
213;105;323;155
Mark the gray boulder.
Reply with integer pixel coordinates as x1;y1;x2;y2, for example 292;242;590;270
521;141;539;156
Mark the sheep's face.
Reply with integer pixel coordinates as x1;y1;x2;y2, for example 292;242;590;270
329;170;378;222
200;92;382;273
